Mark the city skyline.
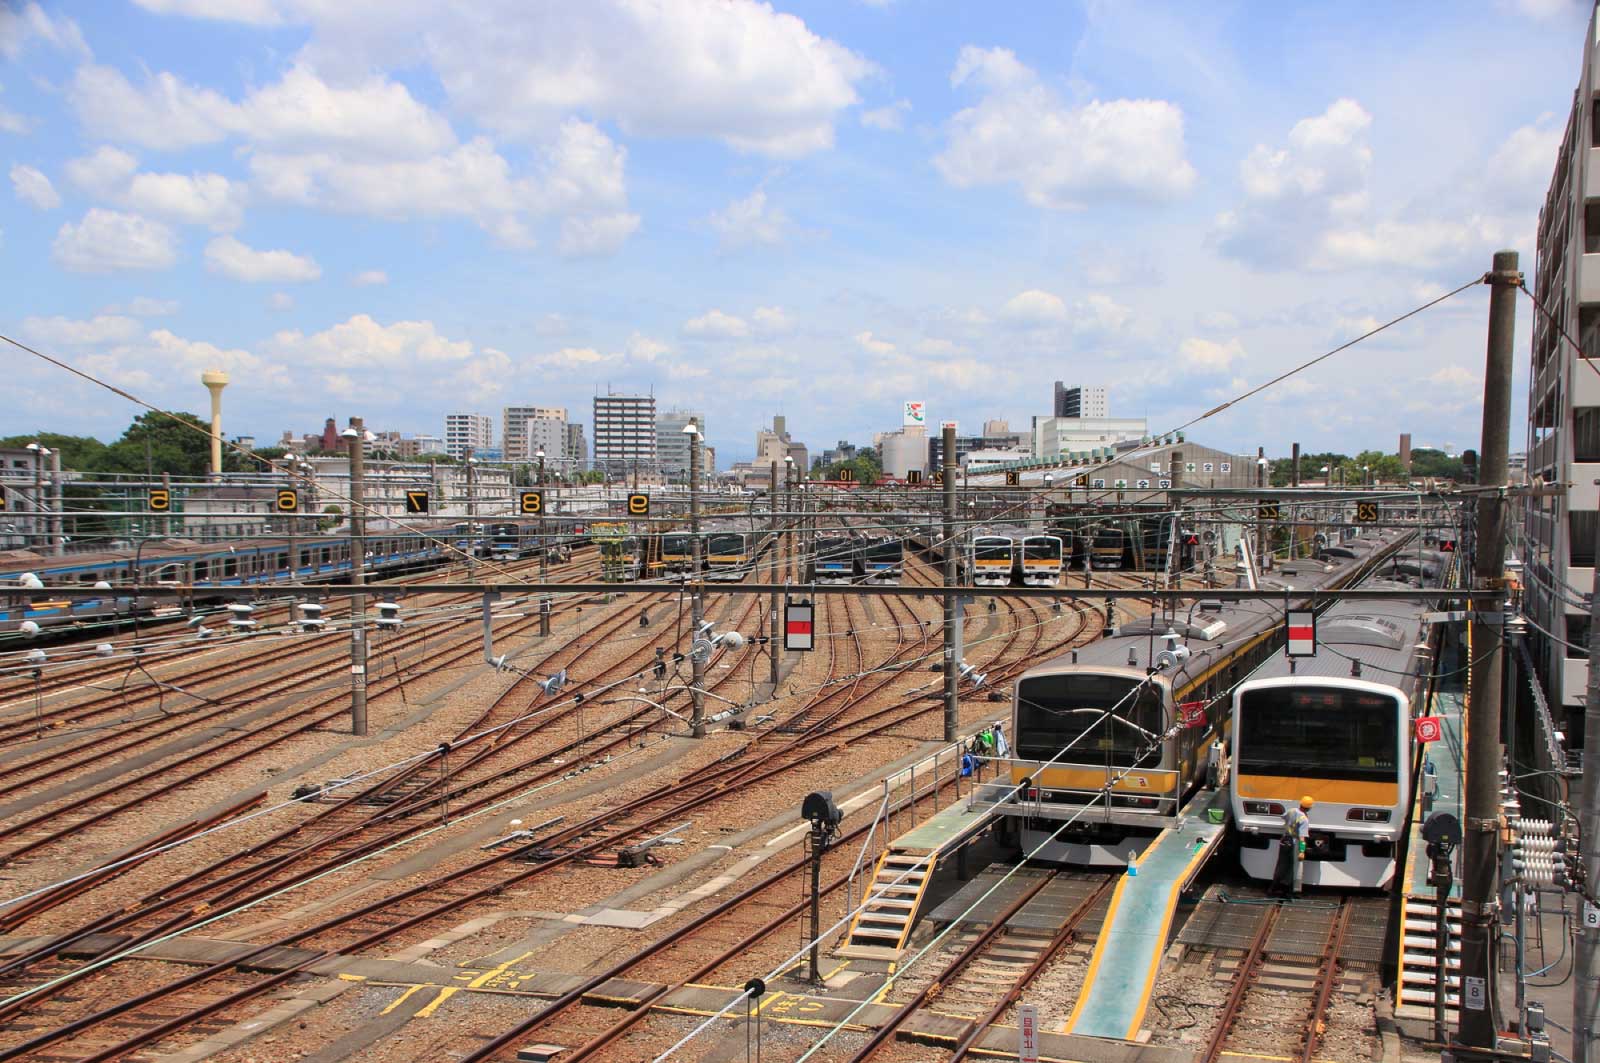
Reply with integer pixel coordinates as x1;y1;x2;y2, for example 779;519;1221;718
5;1;1587;463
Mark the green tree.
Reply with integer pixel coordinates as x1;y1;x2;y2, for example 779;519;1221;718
0;432;108;470
1409;448;1464;481
93;411;252;478
415;452;459;464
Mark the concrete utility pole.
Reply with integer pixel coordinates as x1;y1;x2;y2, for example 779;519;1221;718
465;452;478;578
161;471;172;539
26;443;46;551
345;417;368;737
537;448;550;637
1457;249;1519;1050
688;419;706;738
1256;447;1270;570
769;459;780;688
1579;494;1600;1060
942;423;959;742
49;449;62;555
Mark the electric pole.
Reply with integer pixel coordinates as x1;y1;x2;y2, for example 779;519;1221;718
1457;249;1518;1049
688;419;705;738
942;423;958;742
345;417;368;737
538;448;550;636
769;458;780;688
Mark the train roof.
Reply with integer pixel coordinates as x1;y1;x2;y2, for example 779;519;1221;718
1236;578;1434;691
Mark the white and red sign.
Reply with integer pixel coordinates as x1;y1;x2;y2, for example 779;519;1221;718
1179;701;1207;728
1414;716;1444;743
904;400;926;427
1285;609;1316;657
1017;1003;1039;1063
784;600;814;652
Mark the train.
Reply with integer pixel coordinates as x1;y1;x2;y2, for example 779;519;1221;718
593;524;771;583
1229;563;1448;890
966;527;1065;587
978;527;1411;866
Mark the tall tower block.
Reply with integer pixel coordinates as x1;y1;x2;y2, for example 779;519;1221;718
201;369;229;476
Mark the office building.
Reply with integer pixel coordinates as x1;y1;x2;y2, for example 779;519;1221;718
502;405;565;462
1053;383;1108;419
593;393;657;476
523;408;567;464
1032;416;1148;460
444;413;493;460
657;409;703;480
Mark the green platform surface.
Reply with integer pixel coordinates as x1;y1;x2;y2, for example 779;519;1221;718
1406;678;1465;899
1064;788;1228;1040
891;799;995;856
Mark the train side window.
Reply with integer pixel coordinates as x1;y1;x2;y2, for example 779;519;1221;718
194;561;209;580
223;557;238;578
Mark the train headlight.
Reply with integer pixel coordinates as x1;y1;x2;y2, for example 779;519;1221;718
1346;807;1392;822
1243;801;1284;816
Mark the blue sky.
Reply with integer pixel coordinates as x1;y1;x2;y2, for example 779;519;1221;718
0;0;1591;465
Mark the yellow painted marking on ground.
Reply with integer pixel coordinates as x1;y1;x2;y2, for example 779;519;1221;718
465;951;534;990
336;973;367;982
379;984;427;1015
413;985;461;1017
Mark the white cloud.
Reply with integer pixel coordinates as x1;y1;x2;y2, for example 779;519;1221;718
559;211;641;257
0;3;88;60
22;314;143;346
52;209;178;273
753;306;795;334
352;269;388;286
936;46;1196;209
710;188;789;249
1429;364;1479;390
1197;310;1238;331
855;330;896;356
1177;336;1245;373
627;333;669;361
133;0;285;24
66;146;139;197
535;346;617;370
10;164;58;209
861;99;911;131
264;314;475;369
1001;289;1068;324
116;296;180;317
69;63;453;157
1485;118;1563;207
125;171;247;230
1075;293;1134;333
268;291;294;311
684;309;750;339
204;235;321;283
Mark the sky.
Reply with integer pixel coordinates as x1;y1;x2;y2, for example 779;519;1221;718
0;0;1592;466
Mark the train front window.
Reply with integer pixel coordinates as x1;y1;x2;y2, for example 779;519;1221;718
1237;687;1400;781
709;534;743;555
1015;673;1164;767
1023;540;1059;560
662;535;690;555
975;540;1011;561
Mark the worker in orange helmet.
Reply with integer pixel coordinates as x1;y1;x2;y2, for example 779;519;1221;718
1271;796;1315;898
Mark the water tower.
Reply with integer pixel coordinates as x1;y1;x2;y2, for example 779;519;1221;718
201;369;229;476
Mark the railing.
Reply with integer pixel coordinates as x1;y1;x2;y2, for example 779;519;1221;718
969;757;1184;820
841;725;1002;920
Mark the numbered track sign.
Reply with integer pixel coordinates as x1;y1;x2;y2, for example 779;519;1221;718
1259;499;1281;521
0;486;7;511
627;493;650;516
149;487;171;512
1356;501;1380;523
784;599;814;651
405;489;430;514
1005;471;1021;487
520;490;544;515
906;469;922;485
275;488;300;513
1285;609;1316;657
1414;716;1444;743
1017;1003;1040;1063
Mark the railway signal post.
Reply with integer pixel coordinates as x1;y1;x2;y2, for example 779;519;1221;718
942;422;958;742
1458;249;1519;1051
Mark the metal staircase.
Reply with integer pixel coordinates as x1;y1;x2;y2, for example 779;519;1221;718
1395;894;1461;1020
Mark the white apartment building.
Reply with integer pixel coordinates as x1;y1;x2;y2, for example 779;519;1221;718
1032;416;1148;460
593;393;657;476
502;405;564;463
1525;6;1600;735
444;414;493;460
523;409;567;464
879;426;928;480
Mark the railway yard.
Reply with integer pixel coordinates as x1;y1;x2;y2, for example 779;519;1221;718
0;509;1510;1063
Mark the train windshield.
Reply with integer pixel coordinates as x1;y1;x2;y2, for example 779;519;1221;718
864;540;902;560
1023;538;1061;560
1094;529;1123;547
708;534;744;555
1014;673;1164;767
816;538;853;564
1236;687;1401;781
661;534;691;555
975;538;1012;561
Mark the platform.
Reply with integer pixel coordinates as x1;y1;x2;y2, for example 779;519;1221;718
1395;667;1466;1021
836;798;995;960
1062;787;1229;1041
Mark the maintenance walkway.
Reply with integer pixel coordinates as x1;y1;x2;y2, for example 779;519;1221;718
1062;787;1229;1040
1395;669;1466;1022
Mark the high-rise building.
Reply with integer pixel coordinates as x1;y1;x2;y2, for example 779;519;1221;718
1053;383;1108;419
755;415;807;470
592;393;657;476
444;413;493;460
523;408;567;464
657;409;703;481
1525;8;1600;736
565;423;588;472
502;405;564;462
